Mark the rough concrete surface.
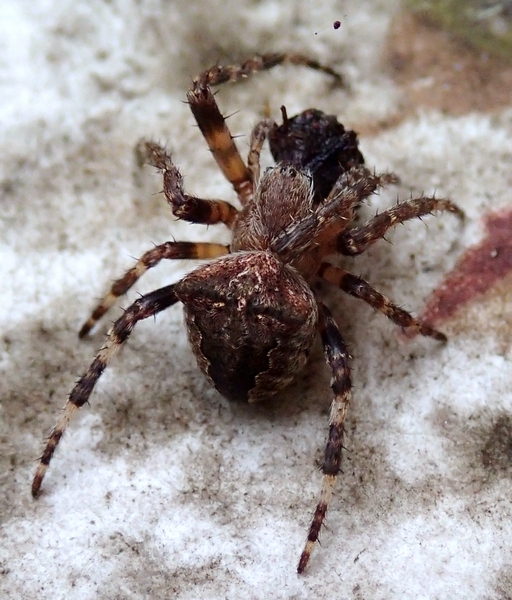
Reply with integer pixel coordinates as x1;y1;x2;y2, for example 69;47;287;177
1;1;512;599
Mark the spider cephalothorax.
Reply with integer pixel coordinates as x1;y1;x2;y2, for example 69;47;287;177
32;53;463;573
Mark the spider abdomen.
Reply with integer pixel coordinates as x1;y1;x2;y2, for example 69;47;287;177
176;251;318;403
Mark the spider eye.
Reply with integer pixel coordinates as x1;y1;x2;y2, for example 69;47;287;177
279;165;297;177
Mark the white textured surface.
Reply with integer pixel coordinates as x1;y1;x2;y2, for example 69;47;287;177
1;1;512;598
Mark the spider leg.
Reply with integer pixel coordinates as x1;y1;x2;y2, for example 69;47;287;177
79;241;229;338
193;53;343;90
138;140;239;227
32;284;179;497
298;301;351;574
337;196;464;256
247;118;276;183
187;80;253;205
275;168;396;259
318;262;447;340
187;53;343;206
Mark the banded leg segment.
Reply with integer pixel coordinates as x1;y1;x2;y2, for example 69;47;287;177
192;53;343;89
187;82;253;205
298;302;351;574
32;284;179;497
188;53;343;206
318;263;447;341
138;140;239;227
337;196;464;256
247;118;276;183
275;168;397;258
79;241;229;338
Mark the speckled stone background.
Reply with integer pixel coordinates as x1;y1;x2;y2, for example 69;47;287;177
1;1;512;598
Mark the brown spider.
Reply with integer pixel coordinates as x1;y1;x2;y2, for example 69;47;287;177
32;53;463;573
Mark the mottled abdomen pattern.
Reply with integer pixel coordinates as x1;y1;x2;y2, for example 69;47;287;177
177;252;318;402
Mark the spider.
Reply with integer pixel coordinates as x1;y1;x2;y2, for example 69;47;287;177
32;53;463;573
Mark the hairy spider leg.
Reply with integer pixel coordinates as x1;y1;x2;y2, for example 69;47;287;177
336;195;464;256
79;241;229;338
32;284;179;497
298;302;351;574
318;263;447;340
194;53;344;90
139;140;239;227
80;144;234;337
300;255;452;568
187;53;343;206
247;118;277;183
273;168;396;260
